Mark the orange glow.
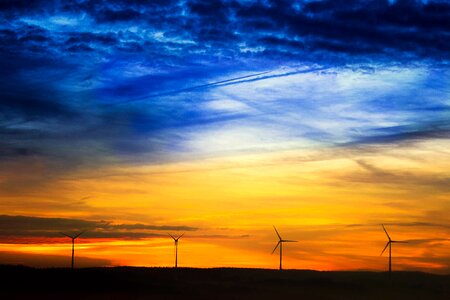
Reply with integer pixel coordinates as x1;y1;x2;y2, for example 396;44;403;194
0;139;449;274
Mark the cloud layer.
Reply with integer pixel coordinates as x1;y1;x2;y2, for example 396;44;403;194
1;0;450;176
2;0;450;61
0;215;198;241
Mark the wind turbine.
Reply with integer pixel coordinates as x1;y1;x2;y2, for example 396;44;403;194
272;226;297;270
168;233;184;268
61;231;85;269
380;224;407;275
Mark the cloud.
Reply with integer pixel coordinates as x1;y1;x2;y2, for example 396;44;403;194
0;251;111;267
337;159;450;192
187;234;251;239
344;125;450;147
345;222;450;229
0;0;449;181
403;238;450;245
0;215;198;242
1;1;449;61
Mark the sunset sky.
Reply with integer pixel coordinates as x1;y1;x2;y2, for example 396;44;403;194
0;0;449;274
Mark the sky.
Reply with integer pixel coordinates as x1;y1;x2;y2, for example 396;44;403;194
0;0;449;273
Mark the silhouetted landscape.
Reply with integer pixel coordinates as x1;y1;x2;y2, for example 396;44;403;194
1;265;448;299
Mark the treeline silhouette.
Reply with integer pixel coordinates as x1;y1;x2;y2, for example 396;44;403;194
0;265;448;299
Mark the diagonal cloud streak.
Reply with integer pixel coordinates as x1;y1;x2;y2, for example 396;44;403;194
111;67;328;105
112;70;273;105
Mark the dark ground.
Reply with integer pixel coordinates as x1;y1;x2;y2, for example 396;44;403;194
0;265;448;299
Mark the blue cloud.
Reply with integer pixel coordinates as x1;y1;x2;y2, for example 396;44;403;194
0;0;449;175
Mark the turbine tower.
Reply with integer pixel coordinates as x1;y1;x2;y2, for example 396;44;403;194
168;233;184;268
272;226;297;270
61;231;85;269
380;224;407;275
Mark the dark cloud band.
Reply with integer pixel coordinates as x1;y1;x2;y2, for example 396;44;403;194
0;215;198;241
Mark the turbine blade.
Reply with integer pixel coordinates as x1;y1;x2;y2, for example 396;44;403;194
74;230;85;239
177;233;185;240
273;226;282;240
380;241;390;256
282;240;297;243
168;233;176;240
60;232;73;238
381;224;391;241
271;241;281;254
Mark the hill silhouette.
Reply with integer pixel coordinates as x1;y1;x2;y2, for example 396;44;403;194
1;265;448;299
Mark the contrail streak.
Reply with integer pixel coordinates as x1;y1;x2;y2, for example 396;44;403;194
110;67;328;106
111;70;272;106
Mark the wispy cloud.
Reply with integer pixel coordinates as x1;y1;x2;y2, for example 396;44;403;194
1;1;449;176
0;215;198;242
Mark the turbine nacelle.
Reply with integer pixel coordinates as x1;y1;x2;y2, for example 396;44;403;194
61;231;85;240
380;224;407;256
168;233;184;243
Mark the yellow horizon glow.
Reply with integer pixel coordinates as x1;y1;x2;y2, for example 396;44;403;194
0;138;449;273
